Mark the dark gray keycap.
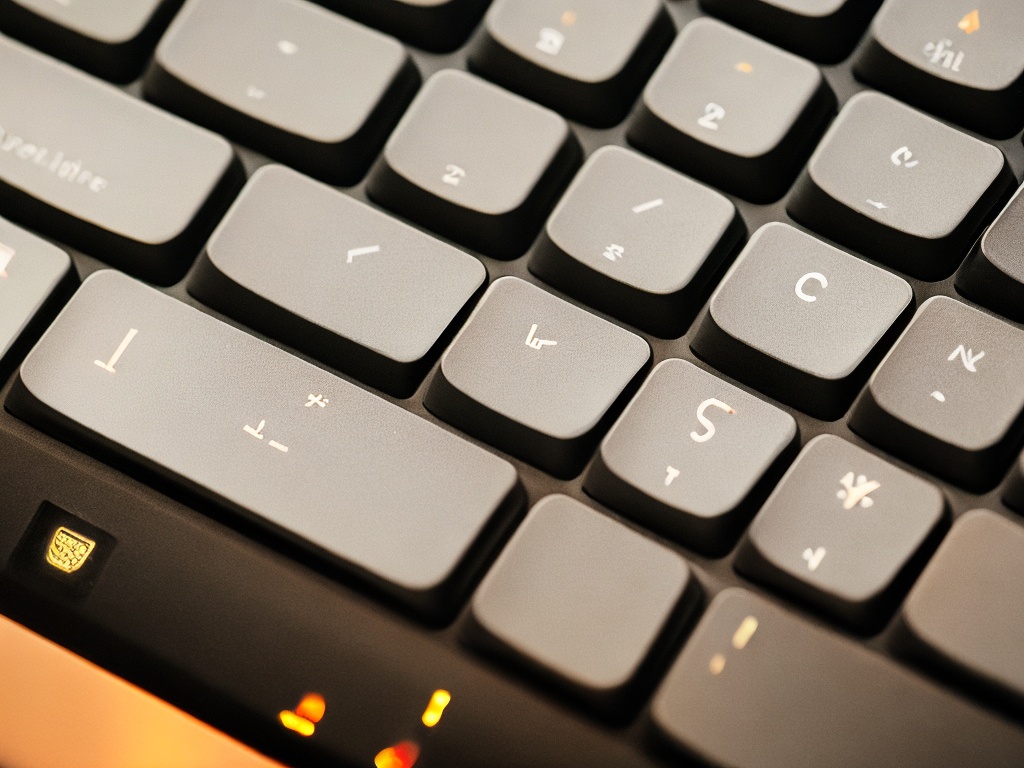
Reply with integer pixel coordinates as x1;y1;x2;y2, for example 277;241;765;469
0;0;182;82
895;509;1024;711
189;165;485;397
652;588;1024;768
627;18;835;203
315;0;490;52
7;270;523;619
734;435;946;628
530;147;744;337
0;216;75;374
788;91;1014;280
424;276;650;478
691;223;913;419
145;0;419;185
699;0;882;63
856;0;1024;137
850;296;1024;490
0;36;244;285
368;70;581;259
585;359;796;554
468;0;674;126
465;494;697;715
956;183;1024;322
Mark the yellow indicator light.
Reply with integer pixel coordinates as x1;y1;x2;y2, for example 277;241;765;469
732;616;759;650
46;526;96;574
958;9;980;34
279;710;315;737
421;689;451;728
561;10;577;26
374;741;420;768
278;693;325;737
709;653;726;675
735;62;754;73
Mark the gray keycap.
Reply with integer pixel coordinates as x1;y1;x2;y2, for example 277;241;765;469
851;296;1024;490
368;70;582;259
788;91;1014;280
652;589;1024;768
530;146;744;338
189;165;486;397
7;270;523;619
627;17;835;203
585;359;796;554
895;509;1024;711
145;0;418;185
0;36;243;285
0;216;74;373
466;494;697;715
424;276;650;478
956;183;1024;323
735;435;946;628
691;222;913;419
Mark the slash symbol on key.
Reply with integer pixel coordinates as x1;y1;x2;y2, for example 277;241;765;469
347;245;380;264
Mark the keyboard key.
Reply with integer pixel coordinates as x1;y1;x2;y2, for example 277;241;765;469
855;0;1024;138
145;0;419;186
956;183;1024;323
734;435;947;629
529;147;744;338
314;0;490;52
465;495;697;715
627;18;835;203
851;296;1024;491
699;0;882;64
368;70;581;259
651;589;1024;768
895;509;1024;711
7;270;523;619
788;91;1014;280
0;0;182;82
424;277;650;478
468;0;674;127
585;359;797;554
691;223;913;419
0;37;244;285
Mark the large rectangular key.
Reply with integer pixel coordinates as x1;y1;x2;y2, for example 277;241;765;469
7;270;522;619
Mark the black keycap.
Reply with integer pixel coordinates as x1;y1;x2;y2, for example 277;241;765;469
465;494;698;716
585;359;796;555
627;18;835;203
691;223;913;419
468;0;674;127
855;0;1024;138
956;183;1024;322
788;91;1014;280
313;0;490;52
699;0;882;64
651;589;1024;768
189;165;485;397
0;0;182;82
0;216;75;376
0;37;244;285
530;147;744;338
368;70;581;259
7;270;523;619
734;435;947;629
424;277;650;478
851;296;1024;491
144;0;419;186
894;509;1024;712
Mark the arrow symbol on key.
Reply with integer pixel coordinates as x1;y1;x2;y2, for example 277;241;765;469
346;245;380;264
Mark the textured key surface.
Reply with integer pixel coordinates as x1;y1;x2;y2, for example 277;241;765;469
691;222;913;419
189;165;485;397
956;183;1024;323
585;359;796;554
7;271;522;617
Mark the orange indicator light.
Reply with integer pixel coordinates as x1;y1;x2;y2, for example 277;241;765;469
278;693;325;737
374;741;420;768
735;62;753;73
420;689;451;728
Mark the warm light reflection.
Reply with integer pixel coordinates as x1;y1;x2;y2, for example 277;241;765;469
279;693;325;736
374;740;420;768
420;689;451;728
732;616;759;650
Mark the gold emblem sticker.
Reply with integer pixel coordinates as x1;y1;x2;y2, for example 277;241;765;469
46;526;96;574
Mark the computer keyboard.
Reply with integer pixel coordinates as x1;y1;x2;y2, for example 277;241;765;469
1;1;1023;767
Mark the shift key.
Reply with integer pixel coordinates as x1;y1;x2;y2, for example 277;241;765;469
6;271;523;619
0;35;244;284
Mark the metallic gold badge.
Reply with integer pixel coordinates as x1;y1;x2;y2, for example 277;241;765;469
46;526;96;574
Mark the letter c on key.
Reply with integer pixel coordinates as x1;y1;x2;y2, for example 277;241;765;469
795;272;828;303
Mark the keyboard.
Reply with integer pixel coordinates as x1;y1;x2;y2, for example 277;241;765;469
1;0;1024;766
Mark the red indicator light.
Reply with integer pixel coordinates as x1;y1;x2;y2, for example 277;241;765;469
374;740;420;768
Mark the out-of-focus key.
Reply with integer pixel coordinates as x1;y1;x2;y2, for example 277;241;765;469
855;0;1024;138
7;271;523;619
313;0;490;52
0;0;183;82
956;183;1024;323
651;589;1024;768
0;36;244;285
145;0;419;185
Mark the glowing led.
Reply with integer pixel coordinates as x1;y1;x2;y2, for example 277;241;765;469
421;689;451;728
374;741;420;768
709;653;726;675
735;62;754;73
561;10;577;26
278;693;325;737
732;616;759;650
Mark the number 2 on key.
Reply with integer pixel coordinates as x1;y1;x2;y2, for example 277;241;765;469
697;103;725;130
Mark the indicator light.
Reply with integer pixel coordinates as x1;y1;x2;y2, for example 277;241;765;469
420;690;451;728
735;62;754;73
374;741;420;768
279;693;325;737
732;616;758;650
